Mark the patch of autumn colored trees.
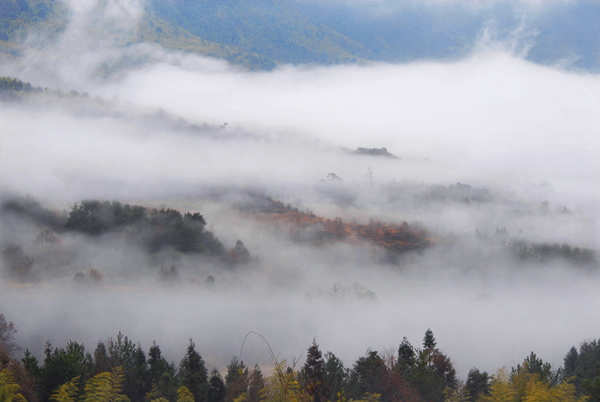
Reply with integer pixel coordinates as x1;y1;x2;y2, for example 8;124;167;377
253;207;433;252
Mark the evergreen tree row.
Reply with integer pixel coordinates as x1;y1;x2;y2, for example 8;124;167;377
3;315;600;402
1;196;253;283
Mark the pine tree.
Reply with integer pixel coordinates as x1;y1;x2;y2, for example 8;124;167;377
398;338;415;370
349;350;387;399
225;357;247;402
147;342;177;401
423;329;436;350
207;370;225;402
323;352;346;402
466;368;490;400
246;366;265;402
563;347;578;380
179;340;208;402
303;339;327;402
94;343;111;375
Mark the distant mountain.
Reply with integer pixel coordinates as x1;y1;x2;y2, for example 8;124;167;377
288;0;600;71
0;0;598;72
148;0;366;68
0;0;281;70
0;0;66;55
288;0;486;62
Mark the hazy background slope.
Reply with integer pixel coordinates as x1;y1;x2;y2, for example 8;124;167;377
1;0;599;71
149;0;366;67
289;0;600;71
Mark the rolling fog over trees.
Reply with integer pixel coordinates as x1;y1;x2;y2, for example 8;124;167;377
1;0;600;401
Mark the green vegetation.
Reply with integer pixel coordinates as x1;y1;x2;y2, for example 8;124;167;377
134;14;275;70
0;195;257;284
0;186;596;287
0;0;275;71
3;197;230;255
0;0;66;43
0;76;41;100
148;0;364;68
1;318;598;402
508;241;596;266
0;0;363;71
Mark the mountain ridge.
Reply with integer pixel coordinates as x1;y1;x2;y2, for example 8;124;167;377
0;0;598;71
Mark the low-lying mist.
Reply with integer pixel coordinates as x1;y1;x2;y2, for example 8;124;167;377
1;0;599;382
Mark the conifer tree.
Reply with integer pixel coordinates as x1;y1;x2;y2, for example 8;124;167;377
323;352;346;402
398;338;415;370
466;368;490;400
224;357;247;402
303;339;327;402
349;350;386;400
94;343;111;375
246;365;265;402
0;315;20;355
40;341;93;402
147;342;177;401
423;329;436;350
179;340;208;402
207;369;225;402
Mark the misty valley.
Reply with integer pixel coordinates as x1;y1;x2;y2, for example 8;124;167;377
1;0;600;401
1;74;600;402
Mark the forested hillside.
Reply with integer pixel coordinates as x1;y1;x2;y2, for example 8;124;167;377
0;0;278;70
148;0;365;67
1;0;599;71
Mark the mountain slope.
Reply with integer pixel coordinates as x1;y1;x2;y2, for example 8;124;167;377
148;0;366;65
0;0;367;70
289;0;600;71
1;0;599;72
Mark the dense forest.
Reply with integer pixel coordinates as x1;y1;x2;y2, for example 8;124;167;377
0;194;255;285
0;314;598;402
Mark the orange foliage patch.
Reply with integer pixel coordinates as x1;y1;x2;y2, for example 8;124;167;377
251;206;437;253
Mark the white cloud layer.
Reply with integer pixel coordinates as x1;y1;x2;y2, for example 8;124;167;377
0;0;599;380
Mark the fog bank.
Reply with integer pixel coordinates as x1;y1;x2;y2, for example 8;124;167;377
1;0;599;381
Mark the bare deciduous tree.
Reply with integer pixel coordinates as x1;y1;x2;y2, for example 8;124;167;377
0;314;20;355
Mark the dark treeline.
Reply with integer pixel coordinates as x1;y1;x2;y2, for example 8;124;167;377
1;196;252;284
0;76;224;138
0;76;39;96
63;200;225;257
2;192;597;286
0;315;598;402
0;76;102;102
